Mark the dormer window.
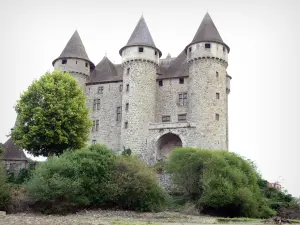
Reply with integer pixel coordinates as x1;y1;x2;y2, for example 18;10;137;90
62;59;67;64
138;47;144;53
205;43;211;49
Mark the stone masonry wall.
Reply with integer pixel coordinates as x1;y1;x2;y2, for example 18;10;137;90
120;60;157;157
86;82;123;152
188;58;228;150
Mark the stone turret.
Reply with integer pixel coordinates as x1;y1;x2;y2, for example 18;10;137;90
52;30;95;89
185;13;231;150
119;16;162;157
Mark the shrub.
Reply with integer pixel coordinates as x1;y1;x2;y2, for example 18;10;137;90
27;144;116;214
166;148;276;218
103;155;168;212
0;158;11;211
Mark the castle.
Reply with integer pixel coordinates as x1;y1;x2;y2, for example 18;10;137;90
52;13;231;165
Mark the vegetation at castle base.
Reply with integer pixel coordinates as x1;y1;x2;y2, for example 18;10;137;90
11;70;93;157
0;151;12;211
166;148;276;218
26;144;167;214
7;162;37;185
0;142;3;155
103;155;168;212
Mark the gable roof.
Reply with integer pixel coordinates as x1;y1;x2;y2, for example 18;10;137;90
87;56;122;84
3;138;28;161
52;30;95;69
119;16;162;57
186;13;230;52
158;50;188;79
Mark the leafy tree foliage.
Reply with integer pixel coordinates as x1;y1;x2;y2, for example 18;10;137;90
166;148;276;218
0;143;4;155
104;155;168;212
11;71;93;157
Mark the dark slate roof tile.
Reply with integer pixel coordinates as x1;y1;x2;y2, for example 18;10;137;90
87;56;122;84
119;16;162;57
186;13;230;52
3;138;28;161
52;30;95;68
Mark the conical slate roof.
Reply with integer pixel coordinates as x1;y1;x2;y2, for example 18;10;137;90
186;13;230;52
3;138;28;161
52;30;95;68
119;16;162;57
87;56;122;84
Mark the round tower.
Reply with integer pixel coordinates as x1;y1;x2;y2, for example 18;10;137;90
52;30;95;89
186;13;231;150
119;16;162;158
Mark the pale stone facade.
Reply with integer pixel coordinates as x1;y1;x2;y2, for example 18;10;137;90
52;13;232;165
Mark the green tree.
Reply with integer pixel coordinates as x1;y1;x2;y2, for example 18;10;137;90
0;147;11;210
11;70;93;157
166;148;276;218
0;143;4;155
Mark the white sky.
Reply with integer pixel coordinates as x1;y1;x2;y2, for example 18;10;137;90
1;0;300;197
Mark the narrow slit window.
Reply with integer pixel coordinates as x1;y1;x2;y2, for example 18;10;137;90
127;68;130;75
158;80;163;87
155;51;157;56
124;121;128;129
223;46;226;52
119;84;123;92
116;106;121;121
216;113;220;121
98;86;104;94
125;103;129;111
216;93;220;99
85;62;88;67
126;84;129;92
189;47;192;52
95;120;99;131
216;71;219;78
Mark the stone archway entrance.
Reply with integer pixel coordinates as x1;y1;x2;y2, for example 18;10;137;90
156;133;182;161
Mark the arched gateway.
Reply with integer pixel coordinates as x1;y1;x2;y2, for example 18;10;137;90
156;133;182;161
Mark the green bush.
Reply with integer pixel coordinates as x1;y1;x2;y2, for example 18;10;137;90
0;157;11;211
103;155;168;212
166;148;276;218
27;144;116;214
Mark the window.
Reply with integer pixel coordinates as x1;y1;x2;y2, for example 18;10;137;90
216;71;219;78
92;120;99;132
119;84;123;92
178;114;187;122
178;92;188;106
96;120;99;131
76;61;78;64
162;115;171;122
216;113;220;121
155;51;157;56
93;99;100;111
126;84;129;92
116;106;121;121
216;93;220;99
189;47;192;52
223;46;226;52
138;47;144;52
127;68;130;75
125;103;129;111
85;62;88;67
124;121;128;128
158;80;163;86
179;78;184;84
92;139;96;144
98;86;103;94
62;59;67;64
205;43;211;49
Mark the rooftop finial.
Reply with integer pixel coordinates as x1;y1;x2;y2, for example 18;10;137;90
105;51;107;57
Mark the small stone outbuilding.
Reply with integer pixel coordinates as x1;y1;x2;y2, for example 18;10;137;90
2;138;28;173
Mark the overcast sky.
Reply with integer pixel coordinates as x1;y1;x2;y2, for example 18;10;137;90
1;0;300;197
